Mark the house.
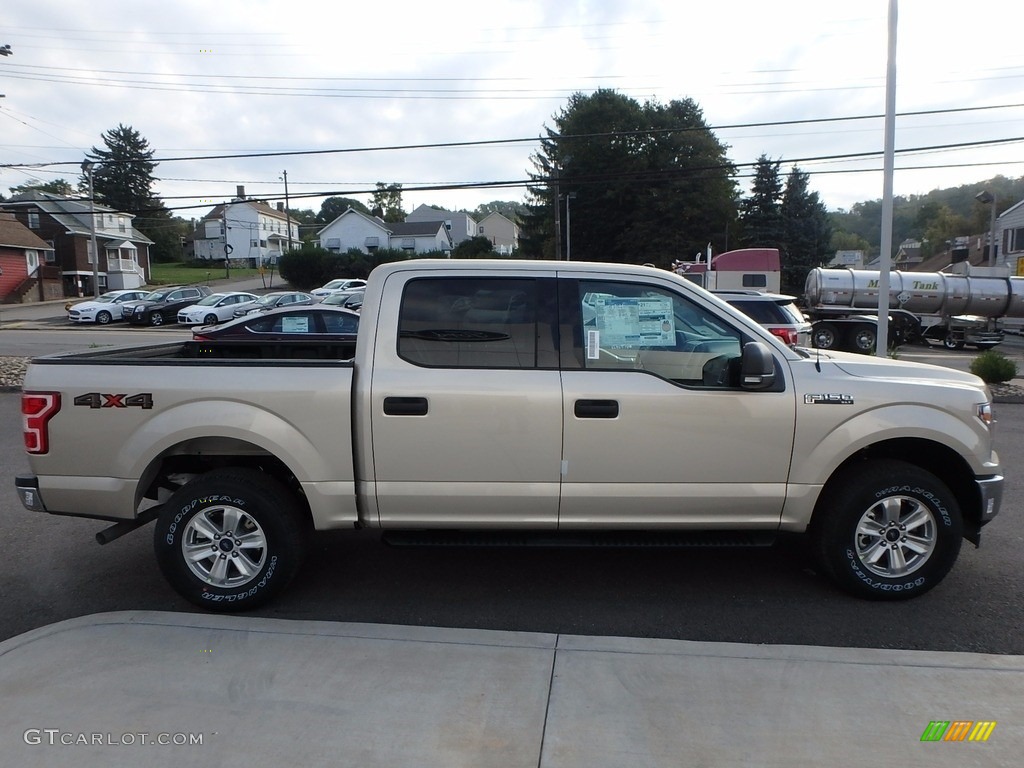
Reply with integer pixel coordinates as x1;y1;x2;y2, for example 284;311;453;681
997;198;1024;274
190;186;300;266
893;239;922;268
405;204;477;245
318;208;453;255
2;190;151;297
0;212;60;303
476;212;519;255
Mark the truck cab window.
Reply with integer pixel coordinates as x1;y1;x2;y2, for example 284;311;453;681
577;280;743;387
398;277;550;369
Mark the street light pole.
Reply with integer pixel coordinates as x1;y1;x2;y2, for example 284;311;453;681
81;159;101;298
565;192;576;261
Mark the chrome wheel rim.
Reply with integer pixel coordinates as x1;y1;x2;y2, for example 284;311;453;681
182;504;267;587
855;495;936;577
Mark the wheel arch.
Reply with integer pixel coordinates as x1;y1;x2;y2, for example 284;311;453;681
810;437;981;540
136;435;314;527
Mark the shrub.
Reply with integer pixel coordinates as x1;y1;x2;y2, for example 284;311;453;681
970;349;1018;383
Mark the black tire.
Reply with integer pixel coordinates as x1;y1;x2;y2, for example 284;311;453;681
852;324;876;353
149;311;164;326
96;310;112;325
154;468;309;611
204;313;219;325
812;460;963;600
813;323;839;350
942;333;964;350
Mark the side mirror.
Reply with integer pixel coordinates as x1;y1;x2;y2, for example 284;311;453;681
740;341;776;389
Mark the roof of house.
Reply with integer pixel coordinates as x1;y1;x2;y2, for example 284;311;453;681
197;199;291;223
3;190;153;245
387;220;448;237
0;212;54;251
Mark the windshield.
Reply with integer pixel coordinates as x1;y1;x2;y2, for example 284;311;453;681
142;291;166;302
196;294;226;306
254;294;283;306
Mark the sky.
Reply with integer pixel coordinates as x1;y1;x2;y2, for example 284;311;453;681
2;0;1023;224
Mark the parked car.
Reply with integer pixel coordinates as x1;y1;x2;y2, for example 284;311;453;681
233;291;314;318
122;286;212;326
194;305;360;341
66;289;149;325
715;290;812;347
319;288;365;311
177;292;260;325
311;278;367;299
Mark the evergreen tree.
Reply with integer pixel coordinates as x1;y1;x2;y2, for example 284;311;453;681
738;155;784;250
780;166;832;293
84;124;160;214
520;89;736;266
83;124;180;261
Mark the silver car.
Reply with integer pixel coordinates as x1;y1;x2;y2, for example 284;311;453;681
178;292;260;325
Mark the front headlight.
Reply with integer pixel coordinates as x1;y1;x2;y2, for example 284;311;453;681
977;402;994;426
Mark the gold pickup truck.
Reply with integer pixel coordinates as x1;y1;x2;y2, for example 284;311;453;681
16;260;1002;609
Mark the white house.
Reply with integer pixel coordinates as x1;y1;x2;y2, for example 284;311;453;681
318;208;453;255
405;204;477;245
191;187;299;265
476;212;519;255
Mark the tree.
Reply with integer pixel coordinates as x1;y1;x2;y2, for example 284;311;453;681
472;201;524;222
8;179;75;197
520;89;736;266
83;124;160;214
780;166;832;293
452;236;501;259
315;197;370;226
738;155;784;250
370;183;404;222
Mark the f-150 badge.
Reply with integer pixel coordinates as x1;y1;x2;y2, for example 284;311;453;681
804;393;854;405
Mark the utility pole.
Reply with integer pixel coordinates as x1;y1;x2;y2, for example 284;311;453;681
222;203;231;279
282;170;294;253
81;159;101;298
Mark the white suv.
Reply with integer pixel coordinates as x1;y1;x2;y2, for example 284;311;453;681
715;291;812;347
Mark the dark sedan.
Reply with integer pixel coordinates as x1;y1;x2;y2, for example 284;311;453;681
194;305;360;341
232;291;314;318
122;285;211;326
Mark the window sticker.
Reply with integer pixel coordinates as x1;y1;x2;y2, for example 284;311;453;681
586;330;600;359
592;296;674;348
281;316;310;333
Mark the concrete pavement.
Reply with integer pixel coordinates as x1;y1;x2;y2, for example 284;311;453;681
0;611;1020;767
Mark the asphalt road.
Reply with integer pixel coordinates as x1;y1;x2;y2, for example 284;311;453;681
2;389;1022;653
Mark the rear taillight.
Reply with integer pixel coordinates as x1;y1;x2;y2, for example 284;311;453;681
22;392;61;454
768;327;798;346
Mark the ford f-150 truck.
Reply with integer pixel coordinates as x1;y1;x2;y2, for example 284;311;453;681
15;260;1003;610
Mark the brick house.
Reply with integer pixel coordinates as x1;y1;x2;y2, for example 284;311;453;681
2;190;152;297
0;212;60;303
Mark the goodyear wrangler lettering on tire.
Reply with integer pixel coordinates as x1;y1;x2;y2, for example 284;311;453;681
154;470;307;612
813;460;963;600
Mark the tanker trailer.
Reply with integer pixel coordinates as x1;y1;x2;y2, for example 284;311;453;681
803;267;1024;353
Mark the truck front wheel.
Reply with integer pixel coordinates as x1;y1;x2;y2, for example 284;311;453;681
154;468;309;611
812;461;962;600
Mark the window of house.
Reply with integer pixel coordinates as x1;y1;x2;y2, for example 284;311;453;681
1009;227;1024;254
575;280;744;388
44;250;56;263
28;212;40;229
398;277;546;369
260;239;267;248
118;217;127;233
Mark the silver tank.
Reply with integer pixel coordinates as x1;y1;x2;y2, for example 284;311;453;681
804;268;1024;318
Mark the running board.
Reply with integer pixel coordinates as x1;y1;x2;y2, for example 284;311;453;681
382;530;776;549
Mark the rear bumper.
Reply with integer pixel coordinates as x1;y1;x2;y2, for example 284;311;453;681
15;475;46;513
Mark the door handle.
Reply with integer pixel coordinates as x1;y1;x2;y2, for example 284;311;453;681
383;397;429;416
574;399;619;419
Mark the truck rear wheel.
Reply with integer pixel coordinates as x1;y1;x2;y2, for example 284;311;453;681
813;323;840;350
812;461;962;600
154;468;309;611
942;333;964;350
852;324;876;353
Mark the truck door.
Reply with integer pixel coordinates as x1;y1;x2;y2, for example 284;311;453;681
367;275;562;527
558;276;797;528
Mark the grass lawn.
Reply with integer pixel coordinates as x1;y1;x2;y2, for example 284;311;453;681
148;262;262;286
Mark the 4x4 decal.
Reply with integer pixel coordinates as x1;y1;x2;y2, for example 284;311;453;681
74;392;154;410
